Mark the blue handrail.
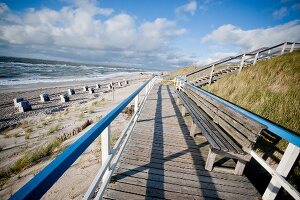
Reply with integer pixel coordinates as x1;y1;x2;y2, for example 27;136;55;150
10;77;153;200
177;77;300;147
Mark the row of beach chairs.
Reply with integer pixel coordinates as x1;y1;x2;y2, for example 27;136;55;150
13;80;129;113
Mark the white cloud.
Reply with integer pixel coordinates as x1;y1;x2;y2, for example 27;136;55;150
201;20;300;51
0;1;189;69
272;7;288;19
0;3;9;14
175;1;197;16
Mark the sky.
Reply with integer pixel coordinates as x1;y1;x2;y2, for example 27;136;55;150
0;0;299;70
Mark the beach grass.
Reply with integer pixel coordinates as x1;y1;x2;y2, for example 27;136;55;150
203;51;300;135
46;124;60;135
0;138;62;186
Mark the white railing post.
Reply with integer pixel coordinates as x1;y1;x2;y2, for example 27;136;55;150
253;52;259;65
208;64;215;85
290;42;295;53
101;125;111;182
262;143;300;200
281;42;287;55
134;94;139;114
145;84;149;95
239;54;245;73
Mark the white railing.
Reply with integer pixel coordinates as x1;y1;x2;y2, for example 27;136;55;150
175;77;300;200
10;76;156;200
186;42;300;84
84;77;156;199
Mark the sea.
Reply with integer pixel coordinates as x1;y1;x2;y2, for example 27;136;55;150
0;57;148;88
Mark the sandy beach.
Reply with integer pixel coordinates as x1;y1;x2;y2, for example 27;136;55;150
0;72;151;199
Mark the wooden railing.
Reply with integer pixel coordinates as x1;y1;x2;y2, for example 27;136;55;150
10;76;156;200
186;42;300;84
175;77;300;200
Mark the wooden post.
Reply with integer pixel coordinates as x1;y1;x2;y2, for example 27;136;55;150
208;64;215;85
238;54;245;73
281;42;287;55
290;42;295;53
181;105;186;116
205;148;216;171
145;84;149;95
101;125;111;182
134;94;139;114
253;52;259;65
262;143;299;200
234;160;247;175
190;121;197;137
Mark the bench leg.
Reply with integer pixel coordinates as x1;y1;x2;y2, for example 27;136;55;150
181;105;187;116
234;160;247;175
190;121;196;137
205;149;216;171
176;97;180;105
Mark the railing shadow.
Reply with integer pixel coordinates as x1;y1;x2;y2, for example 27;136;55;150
166;85;219;199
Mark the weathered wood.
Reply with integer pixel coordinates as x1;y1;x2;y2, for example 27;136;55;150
103;84;259;199
205;148;216;171
235;160;247;175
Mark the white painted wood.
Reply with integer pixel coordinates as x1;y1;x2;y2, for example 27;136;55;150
253;52;259;65
281;42;287;55
290;42;295;53
262;143;300;200
208;64;215;85
101;125;111;183
93;78;153;199
250;150;300;200
134;94;139;114
238;54;246;73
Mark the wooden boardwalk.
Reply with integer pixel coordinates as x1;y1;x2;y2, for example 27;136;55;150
104;84;260;199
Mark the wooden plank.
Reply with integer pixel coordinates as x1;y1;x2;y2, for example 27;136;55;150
216;110;258;142
116;163;255;186
180;91;243;153
214;115;252;152
112;170;259;196
108;175;258;200
185;84;266;134
187;97;243;153
103;85;259;199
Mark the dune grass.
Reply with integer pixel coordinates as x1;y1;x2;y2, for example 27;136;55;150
0;139;62;186
169;66;199;77
202;51;300;196
46;124;60;135
203;51;300;135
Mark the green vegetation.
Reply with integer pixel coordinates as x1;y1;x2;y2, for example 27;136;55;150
0;139;62;186
46;124;59;135
169;66;198;77
203;51;300;135
79;112;84;120
91;98;107;107
201;51;300;196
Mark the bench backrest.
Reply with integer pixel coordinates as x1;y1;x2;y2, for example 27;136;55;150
183;84;266;153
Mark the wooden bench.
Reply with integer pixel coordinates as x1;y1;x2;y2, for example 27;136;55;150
176;85;266;175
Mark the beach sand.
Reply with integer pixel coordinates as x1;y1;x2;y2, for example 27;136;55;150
0;72;151;199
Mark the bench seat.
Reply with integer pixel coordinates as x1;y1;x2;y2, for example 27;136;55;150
176;85;266;175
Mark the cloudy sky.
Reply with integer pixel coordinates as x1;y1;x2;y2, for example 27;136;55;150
0;0;299;70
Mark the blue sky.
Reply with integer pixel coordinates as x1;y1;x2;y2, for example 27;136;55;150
0;0;299;70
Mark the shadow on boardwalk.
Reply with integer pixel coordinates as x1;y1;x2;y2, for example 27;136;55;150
104;84;259;199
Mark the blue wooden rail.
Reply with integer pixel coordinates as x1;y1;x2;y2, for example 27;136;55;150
176;77;300;199
177;77;300;147
10;77;154;200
